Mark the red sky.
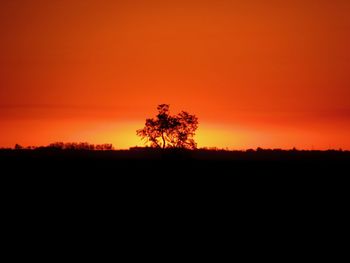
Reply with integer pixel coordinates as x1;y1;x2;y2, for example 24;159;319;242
1;0;349;149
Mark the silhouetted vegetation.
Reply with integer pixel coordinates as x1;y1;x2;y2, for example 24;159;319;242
47;142;113;150
14;144;23;150
2;146;349;163
1;136;349;182
2;146;348;185
137;104;198;149
9;142;113;151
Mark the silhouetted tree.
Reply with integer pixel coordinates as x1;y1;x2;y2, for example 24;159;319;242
14;144;23;150
137;104;198;149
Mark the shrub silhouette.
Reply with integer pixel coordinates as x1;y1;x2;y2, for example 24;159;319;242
14;144;23;150
137;104;198;149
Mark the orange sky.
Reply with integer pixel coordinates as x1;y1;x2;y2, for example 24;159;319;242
1;0;349;149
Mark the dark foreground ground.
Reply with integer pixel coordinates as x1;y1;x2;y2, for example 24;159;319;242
1;148;348;211
1;148;349;176
1;148;348;242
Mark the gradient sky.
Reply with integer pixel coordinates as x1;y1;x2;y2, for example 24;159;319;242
1;0;349;149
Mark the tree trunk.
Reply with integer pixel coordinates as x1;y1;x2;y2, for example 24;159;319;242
161;132;166;149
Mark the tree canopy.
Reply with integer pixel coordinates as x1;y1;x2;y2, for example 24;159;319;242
137;104;198;149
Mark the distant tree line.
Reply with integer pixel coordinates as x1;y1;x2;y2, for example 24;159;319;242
13;142;113;150
10;143;346;152
48;142;113;150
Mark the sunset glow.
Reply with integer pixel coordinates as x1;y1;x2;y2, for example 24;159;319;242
1;0;349;149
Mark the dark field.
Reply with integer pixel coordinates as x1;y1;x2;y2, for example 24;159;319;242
1;148;349;175
1;148;348;227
